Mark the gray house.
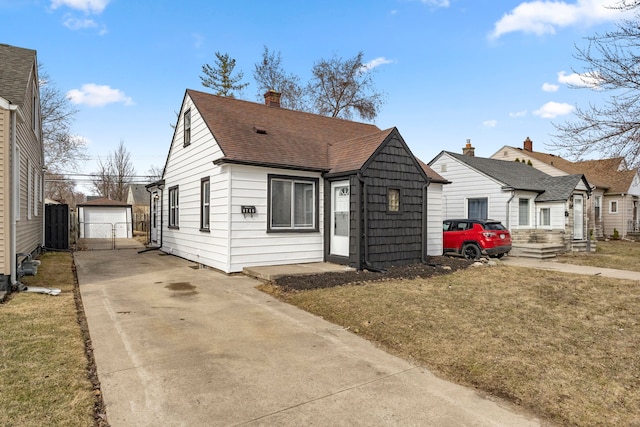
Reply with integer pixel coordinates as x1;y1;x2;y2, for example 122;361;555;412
0;44;44;291
430;145;591;256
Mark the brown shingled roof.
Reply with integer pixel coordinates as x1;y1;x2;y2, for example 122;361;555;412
189;89;381;171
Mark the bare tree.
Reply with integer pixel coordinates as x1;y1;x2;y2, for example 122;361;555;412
44;173;84;207
91;141;135;201
200;52;249;98
40;65;88;199
147;164;163;182
306;52;385;121
253;46;307;110
553;1;640;167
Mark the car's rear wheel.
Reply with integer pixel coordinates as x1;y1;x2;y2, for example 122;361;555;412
462;243;481;260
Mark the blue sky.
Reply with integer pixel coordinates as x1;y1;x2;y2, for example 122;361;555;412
1;0;631;192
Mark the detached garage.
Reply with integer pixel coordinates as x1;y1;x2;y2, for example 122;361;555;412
78;198;133;239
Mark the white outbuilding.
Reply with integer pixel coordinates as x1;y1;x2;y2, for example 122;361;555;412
77;198;133;239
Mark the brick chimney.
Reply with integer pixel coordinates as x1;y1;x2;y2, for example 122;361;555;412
462;139;475;157
264;89;281;108
523;137;533;152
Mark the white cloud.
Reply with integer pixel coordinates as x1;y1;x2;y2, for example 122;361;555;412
483;120;498;128
489;0;626;40
192;33;205;49
509;110;528;118
533;101;574;118
51;0;110;14
557;70;602;88
361;57;395;71
63;16;97;30
421;0;450;6
542;82;559;92
67;84;134;107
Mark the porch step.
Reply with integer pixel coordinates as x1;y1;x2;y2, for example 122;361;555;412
510;243;566;259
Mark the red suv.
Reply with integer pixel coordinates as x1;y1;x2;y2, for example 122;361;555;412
443;219;512;260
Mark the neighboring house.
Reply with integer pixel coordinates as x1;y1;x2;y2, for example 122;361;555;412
0;44;44;291
77;198;133;239
148;89;448;273
429;143;592;253
491;137;640;239
126;184;150;231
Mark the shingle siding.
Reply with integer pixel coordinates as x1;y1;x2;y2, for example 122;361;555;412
355;136;427;268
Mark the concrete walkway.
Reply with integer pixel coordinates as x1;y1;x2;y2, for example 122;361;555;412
75;249;540;426
502;256;640;281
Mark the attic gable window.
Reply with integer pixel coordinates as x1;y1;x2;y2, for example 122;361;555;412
388;188;400;212
183;109;191;147
267;175;319;233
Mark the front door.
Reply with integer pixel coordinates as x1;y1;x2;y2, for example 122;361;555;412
150;191;159;244
331;181;350;257
573;195;584;240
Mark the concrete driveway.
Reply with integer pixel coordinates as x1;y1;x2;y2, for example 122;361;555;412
75;249;540;426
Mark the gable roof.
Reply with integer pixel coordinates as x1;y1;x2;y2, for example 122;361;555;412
128;184;149;205
440;151;588;200
0;44;36;106
187;89;445;182
190;89;380;172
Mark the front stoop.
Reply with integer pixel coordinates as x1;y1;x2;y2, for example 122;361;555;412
510;243;567;259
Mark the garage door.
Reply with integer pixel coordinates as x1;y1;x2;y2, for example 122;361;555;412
81;207;131;238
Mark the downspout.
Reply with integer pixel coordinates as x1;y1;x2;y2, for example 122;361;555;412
506;189;516;229
9;108;18;288
421;178;431;263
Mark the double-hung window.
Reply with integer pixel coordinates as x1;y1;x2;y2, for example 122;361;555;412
200;178;210;231
539;208;551;226
183;109;191;146
268;175;318;232
610;200;618;214
169;186;179;228
468;197;488;219
595;196;601;220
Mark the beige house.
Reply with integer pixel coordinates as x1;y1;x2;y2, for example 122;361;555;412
491;137;640;239
0;44;45;291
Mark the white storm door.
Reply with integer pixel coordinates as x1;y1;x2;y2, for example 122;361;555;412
331;181;350;257
573;195;584;240
150;191;159;243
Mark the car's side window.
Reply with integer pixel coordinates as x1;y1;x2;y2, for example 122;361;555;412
443;222;451;231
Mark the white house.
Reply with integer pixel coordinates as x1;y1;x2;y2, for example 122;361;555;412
429;145;591;253
149;89;448;273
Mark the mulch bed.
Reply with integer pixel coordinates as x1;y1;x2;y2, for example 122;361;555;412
273;256;472;291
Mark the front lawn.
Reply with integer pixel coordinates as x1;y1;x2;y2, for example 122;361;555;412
261;264;640;426
557;240;640;272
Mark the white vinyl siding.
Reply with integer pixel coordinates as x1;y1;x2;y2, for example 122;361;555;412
490;146;568;177
161;95;325;273
426;182;444;256
430;153;512;224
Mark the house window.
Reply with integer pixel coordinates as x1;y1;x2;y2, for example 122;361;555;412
468;198;488;219
169;186;179;228
388;188;400;212
200;178;210;231
183;109;191;146
268;175;318;232
539;208;551;226
610;200;618;214
32;86;39;136
27;159;32;220
595;196;601;220
518;198;530;226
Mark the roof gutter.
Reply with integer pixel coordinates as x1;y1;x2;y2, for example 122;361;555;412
213;157;328;174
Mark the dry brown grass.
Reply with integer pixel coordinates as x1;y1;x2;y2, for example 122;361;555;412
0;252;94;427
557;240;640;272
262;265;640;426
